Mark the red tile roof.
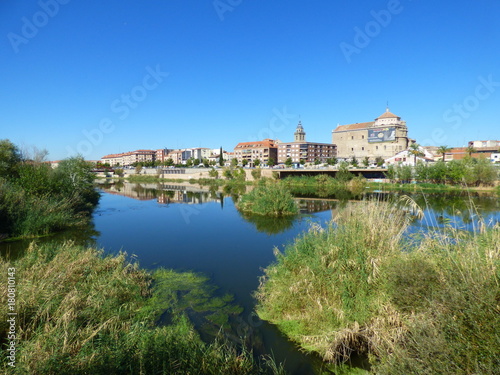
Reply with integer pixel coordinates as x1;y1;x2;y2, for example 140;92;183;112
334;121;374;132
234;139;278;149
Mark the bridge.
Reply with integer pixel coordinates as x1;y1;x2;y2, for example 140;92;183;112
271;168;388;180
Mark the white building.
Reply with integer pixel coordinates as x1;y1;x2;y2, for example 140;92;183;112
385;146;435;166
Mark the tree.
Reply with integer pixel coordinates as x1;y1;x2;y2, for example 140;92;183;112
336;162;354;181
251;168;261;180
375;156;385;167
208;168;219;179
202;158;210;168
465;146;477;157
253;159;261;167
219;147;224;167
326;157;337;166
350;156;358;167
314;158;321;165
186;158;194;168
300;159;306;165
231;158;238;167
408;143;424;165
437;145;451;162
165;158;174;167
0;139;22;178
285;158;293;168
135;164;143;174
362;156;370;167
242;159;248;167
268;158;276;167
223;168;233;180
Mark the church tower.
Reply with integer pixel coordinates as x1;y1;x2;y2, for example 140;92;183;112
294;121;306;142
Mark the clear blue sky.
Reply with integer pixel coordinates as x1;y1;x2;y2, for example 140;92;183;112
1;0;499;160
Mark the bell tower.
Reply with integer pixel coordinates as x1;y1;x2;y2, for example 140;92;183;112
294;121;306;142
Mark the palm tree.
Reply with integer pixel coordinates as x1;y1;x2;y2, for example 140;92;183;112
408;143;424;165
465;146;477;157
437;145;451;161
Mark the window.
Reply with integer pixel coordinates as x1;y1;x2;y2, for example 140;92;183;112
351;136;354;140
362;135;364;139
351;148;354;151
362;147;364;151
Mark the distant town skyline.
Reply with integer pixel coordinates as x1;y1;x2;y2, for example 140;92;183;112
1;1;499;161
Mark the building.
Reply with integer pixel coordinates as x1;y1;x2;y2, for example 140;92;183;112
332;108;411;161
156;148;174;163
469;140;500;149
101;150;156;166
233;139;278;166
385;146;435;166
166;150;183;165
191;148;212;162
277;121;336;164
446;147;495;161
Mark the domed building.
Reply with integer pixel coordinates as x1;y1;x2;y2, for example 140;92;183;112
332;108;412;161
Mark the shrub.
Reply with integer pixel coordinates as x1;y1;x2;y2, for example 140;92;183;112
237;183;298;217
256;201;500;373
251;168;262;181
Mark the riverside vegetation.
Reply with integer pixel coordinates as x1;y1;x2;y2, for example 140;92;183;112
255;200;500;374
0;140;284;374
0;140;99;239
0;242;284;374
236;182;298;217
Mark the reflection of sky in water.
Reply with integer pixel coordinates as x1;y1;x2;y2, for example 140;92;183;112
409;202;500;234
4;182;498;375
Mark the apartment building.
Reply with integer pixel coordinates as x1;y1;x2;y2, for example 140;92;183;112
277;121;336;164
233;139;278;166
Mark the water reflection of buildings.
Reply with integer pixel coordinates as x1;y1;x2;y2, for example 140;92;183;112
99;182;158;200
98;181;221;205
297;199;337;214
157;190;220;205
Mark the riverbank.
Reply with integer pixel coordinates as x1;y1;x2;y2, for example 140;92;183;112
0;152;99;242
0;241;284;374
255;200;500;374
96;172;500;195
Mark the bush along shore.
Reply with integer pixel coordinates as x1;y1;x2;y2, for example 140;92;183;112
236;182;298;217
0;241;285;374
255;200;500;374
0;140;99;240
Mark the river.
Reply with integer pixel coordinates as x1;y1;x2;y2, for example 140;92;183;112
2;181;499;374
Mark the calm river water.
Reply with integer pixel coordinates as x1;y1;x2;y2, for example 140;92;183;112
2;181;499;374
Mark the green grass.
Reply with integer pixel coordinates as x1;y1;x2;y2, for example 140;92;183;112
0;242;284;374
127;174;160;182
237;182;298;217
0;180;88;238
256;200;500;374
